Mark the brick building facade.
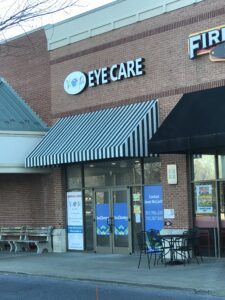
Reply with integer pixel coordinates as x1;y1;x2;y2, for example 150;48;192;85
1;0;225;256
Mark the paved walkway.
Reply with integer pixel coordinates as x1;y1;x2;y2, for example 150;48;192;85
0;252;224;297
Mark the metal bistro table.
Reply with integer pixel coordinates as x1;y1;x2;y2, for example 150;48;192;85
160;233;189;265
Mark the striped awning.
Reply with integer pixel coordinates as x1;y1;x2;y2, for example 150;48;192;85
26;100;158;167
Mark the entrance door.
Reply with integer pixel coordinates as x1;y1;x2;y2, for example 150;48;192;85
93;187;131;254
194;181;225;257
218;182;225;257
193;155;225;257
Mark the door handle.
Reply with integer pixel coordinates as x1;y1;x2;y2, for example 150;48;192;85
107;217;111;226
107;217;114;233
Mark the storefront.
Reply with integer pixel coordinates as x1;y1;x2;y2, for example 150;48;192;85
150;85;225;257
25;0;225;256
26;99;162;254
2;0;225;256
66;158;161;254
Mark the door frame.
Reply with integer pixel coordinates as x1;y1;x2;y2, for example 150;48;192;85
191;155;225;257
93;187;132;254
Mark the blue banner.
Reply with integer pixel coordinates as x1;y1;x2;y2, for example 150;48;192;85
68;225;83;234
144;185;164;232
96;203;110;236
114;203;128;236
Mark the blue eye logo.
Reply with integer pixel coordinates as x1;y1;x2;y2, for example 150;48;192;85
71;78;78;87
64;71;87;95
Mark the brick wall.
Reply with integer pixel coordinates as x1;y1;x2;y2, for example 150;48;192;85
0;30;51;125
0;169;65;227
50;0;225;119
0;30;65;228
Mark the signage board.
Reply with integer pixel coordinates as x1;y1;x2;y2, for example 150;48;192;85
64;57;145;95
167;164;177;185
196;184;213;214
144;185;164;232
67;191;84;250
188;24;225;61
114;203;128;236
96;203;110;236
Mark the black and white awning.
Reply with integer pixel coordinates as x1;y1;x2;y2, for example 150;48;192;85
26;100;158;167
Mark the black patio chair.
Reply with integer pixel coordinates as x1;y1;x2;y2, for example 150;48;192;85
174;229;203;264
188;228;203;263
146;229;167;266
173;233;191;265
136;230;165;269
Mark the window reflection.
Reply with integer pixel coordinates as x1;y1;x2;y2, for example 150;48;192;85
67;158;161;189
218;155;225;179
193;155;216;181
84;189;93;250
67;165;82;189
84;160;142;187
131;187;143;251
144;158;161;184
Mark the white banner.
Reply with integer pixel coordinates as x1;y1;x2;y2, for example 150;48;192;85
67;191;84;250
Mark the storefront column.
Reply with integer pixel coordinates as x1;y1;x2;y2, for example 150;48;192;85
160;154;193;230
51;167;67;252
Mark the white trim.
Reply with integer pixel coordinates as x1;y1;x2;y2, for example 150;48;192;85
45;0;204;50
0;130;47;137
0;164;51;174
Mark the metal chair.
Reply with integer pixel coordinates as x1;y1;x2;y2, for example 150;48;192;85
174;229;203;264
188;228;203;263
146;229;166;266
136;230;164;269
136;231;150;269
174;233;190;265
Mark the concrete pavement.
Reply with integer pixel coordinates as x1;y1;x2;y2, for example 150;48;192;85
0;252;224;297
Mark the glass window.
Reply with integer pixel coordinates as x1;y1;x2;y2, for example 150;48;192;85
84;160;142;188
84;189;94;250
84;164;106;187
193;155;216;181
131;186;143;251
218;155;225;179
67;165;82;190
144;158;161;184
115;160;141;185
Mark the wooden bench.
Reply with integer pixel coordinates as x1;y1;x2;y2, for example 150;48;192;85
0;226;24;252
14;226;53;254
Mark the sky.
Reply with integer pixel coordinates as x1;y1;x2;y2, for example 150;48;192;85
0;0;115;40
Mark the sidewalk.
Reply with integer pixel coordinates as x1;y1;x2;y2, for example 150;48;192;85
0;252;224;297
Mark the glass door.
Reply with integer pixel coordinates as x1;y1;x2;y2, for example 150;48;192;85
192;155;225;257
112;188;131;254
94;189;111;253
93;187;131;254
218;182;225;257
194;182;217;257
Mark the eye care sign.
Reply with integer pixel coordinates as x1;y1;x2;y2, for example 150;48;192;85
64;57;145;95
